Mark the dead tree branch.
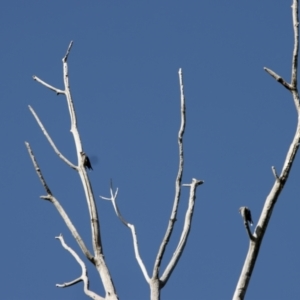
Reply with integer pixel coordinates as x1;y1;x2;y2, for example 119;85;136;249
56;234;103;300
25;141;94;261
102;69;203;300
100;181;151;284
152;69;203;297
233;1;300;299
28;42;118;299
160;178;204;286
28;106;77;170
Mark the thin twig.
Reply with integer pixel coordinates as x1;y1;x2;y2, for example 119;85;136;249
28;106;77;170
63;41;73;63
25;142;52;195
33;75;65;95
58;43;117;296
271;166;279;180
100;181;151;283
263;68;292;91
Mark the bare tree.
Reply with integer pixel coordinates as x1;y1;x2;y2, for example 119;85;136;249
26;1;300;299
26;42;203;299
233;1;300;299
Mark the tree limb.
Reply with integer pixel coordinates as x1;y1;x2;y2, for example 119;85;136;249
30;42;118;299
32;75;65;95
103;69;204;300
233;1;300;299
100;182;151;284
56;234;103;300
25;142;94;262
160;179;203;286
153;68;187;280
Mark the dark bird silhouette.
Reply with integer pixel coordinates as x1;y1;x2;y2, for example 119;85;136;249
81;151;93;170
239;206;253;226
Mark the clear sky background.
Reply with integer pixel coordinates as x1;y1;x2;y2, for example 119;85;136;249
0;1;299;299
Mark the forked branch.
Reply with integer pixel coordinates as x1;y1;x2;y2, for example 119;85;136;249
160;178;203;286
100;182;151;284
56;234;103;300
103;69;203;300
153;70;203;286
25;142;94;262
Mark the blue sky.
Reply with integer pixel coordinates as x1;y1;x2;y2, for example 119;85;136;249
0;1;299;299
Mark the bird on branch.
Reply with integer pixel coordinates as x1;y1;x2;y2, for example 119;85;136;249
239;206;253;226
80;151;93;170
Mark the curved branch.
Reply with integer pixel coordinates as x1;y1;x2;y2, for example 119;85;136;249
100;182;151;283
56;234;103;300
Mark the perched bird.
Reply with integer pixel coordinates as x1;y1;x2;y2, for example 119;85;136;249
239;206;253;226
80;151;93;170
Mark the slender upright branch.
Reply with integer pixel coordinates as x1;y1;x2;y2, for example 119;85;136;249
153;68;186;278
233;1;300;299
60;44;103;261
